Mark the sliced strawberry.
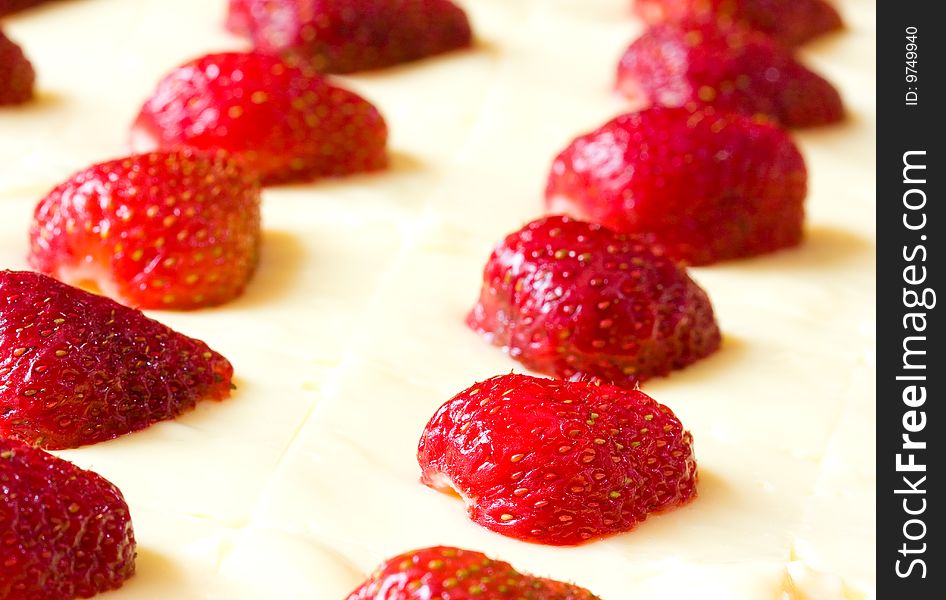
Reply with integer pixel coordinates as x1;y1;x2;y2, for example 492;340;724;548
616;20;844;127
227;0;473;74
468;215;720;387
0;439;136;599
0;29;35;105
29;150;261;310
131;52;388;185
546;107;807;265
634;0;843;47
0;270;233;449
347;546;600;599
418;374;697;545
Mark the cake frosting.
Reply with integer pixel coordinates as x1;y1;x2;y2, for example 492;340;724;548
0;0;875;598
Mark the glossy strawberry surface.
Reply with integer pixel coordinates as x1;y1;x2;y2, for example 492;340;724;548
0;439;136;600
347;546;601;599
0;270;233;449
227;0;473;73
634;0;843;47
418;374;697;545
546;107;807;265
132;52;388;184
468;215;720;387
30;150;261;310
617;20;844;127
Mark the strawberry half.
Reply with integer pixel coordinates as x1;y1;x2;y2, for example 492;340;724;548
633;0;843;47
0;270;233;449
616;20;844;127
418;374;697;545
0;439;136;599
468;215;720;387
546;107;807;265
0;29;35;106
29;150;261;310
226;0;473;74
131;52;388;185
347;546;600;599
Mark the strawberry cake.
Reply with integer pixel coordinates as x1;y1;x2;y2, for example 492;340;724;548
0;0;875;597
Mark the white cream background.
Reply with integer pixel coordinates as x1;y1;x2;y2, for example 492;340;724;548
0;0;875;598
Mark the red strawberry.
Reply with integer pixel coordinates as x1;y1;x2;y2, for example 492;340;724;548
29;150;261;310
633;0;843;47
616;20;844;127
0;30;34;106
347;546;600;599
0;439;136;599
131;52;388;185
226;0;473;74
418;374;697;545
467;215;720;387
0;270;233;449
546;107;807;265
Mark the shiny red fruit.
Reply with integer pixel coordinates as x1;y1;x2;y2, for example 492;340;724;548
0;270;234;449
347;546;601;599
0;439;136;599
546;107;807;265
227;0;473;74
634;0;843;47
468;215;721;386
418;374;697;545
30;150;261;310
617;20;844;127
132;52;388;184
